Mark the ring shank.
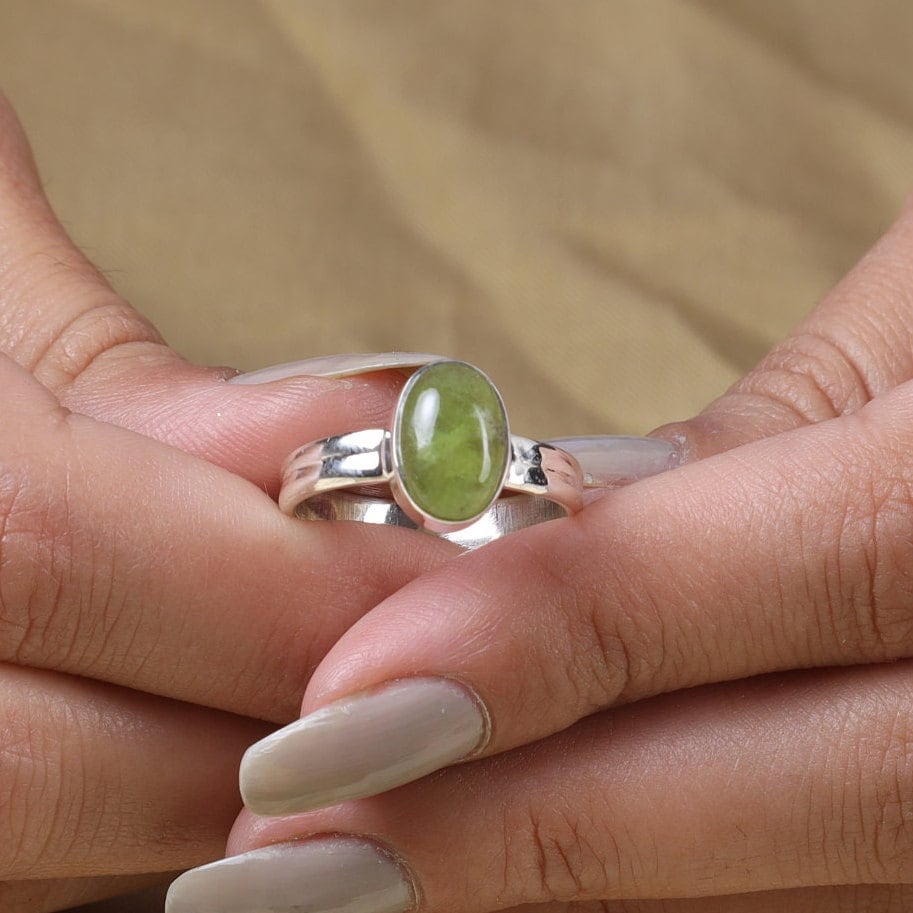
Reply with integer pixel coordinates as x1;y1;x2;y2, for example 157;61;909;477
298;491;568;550
279;429;584;527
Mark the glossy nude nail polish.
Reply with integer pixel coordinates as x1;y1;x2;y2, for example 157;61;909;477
228;352;441;384
166;838;415;913
241;677;488;816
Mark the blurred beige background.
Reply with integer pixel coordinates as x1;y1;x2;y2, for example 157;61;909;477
4;0;910;441
2;1;912;910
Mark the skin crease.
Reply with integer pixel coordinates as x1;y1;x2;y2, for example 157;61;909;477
3;86;913;912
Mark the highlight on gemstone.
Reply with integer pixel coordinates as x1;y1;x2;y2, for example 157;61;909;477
394;361;509;523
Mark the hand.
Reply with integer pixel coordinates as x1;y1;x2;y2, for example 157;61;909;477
0;95;457;912
0;93;407;488
170;201;913;913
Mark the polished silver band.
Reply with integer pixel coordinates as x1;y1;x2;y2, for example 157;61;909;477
297;490;567;550
271;354;681;547
279;430;584;529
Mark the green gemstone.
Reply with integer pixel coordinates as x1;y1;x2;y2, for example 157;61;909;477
396;361;509;522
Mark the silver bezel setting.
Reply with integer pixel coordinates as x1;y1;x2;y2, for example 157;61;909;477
389;360;512;534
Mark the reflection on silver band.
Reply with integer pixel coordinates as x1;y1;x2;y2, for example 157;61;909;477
279;430;584;532
265;355;684;547
279;432;684;548
297;491;567;550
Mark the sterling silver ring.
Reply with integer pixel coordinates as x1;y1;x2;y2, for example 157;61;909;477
279;360;584;534
297;491;568;550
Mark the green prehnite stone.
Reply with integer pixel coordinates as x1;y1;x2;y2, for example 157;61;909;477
397;362;509;522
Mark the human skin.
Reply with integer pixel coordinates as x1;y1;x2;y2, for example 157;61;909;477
4;83;913;912
192;204;913;910
0;94;461;913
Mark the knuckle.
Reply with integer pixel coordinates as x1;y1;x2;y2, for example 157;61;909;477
832;698;913;883
0;465;70;664
33;297;162;389
525;535;634;714
735;330;873;424
861;486;913;656
0;436;119;672
815;428;913;661
0;699;64;876
578;581;663;708
509;799;616;903
570;517;693;706
871;768;913;881
0;689;117;879
0;459;57;661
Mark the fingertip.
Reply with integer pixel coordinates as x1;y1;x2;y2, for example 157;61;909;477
650;414;745;462
0;91;42;193
649;389;811;461
226;807;271;857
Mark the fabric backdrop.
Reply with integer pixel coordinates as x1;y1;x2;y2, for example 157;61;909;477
2;2;912;910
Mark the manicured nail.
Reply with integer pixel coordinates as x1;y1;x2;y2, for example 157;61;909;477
548;435;682;487
229;352;442;384
241;677;488;816
165;837;415;913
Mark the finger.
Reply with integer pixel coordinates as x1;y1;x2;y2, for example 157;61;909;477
62;359;407;494
0;663;264;880
0;355;454;721
0;92;164;387
215;665;913;912
1;874;171;913
653;196;913;458
239;376;913;811
497;885;913;913
0;93;403;489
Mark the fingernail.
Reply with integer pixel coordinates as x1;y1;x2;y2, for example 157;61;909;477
228;352;442;384
548;435;682;487
241;677;488;816
165;837;416;913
